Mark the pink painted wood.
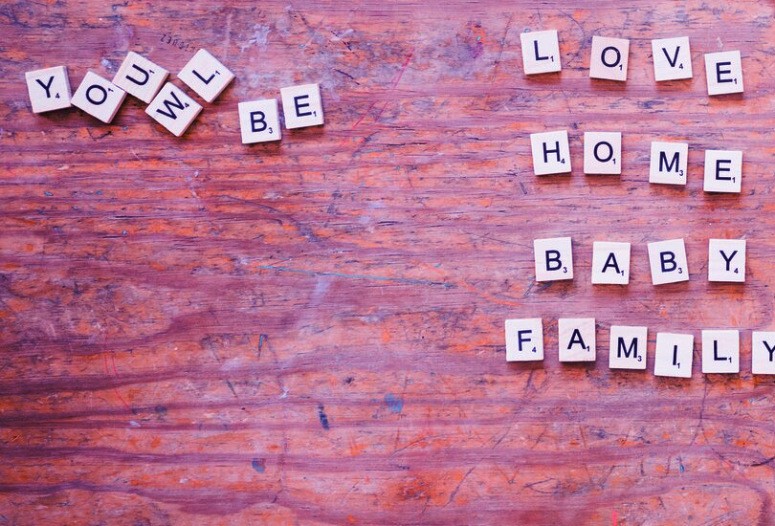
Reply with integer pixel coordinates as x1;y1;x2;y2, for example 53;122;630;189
1;1;774;524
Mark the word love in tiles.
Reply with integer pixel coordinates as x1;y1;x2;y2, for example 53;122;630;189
530;131;743;192
534;237;745;285
504;320;775;376
24;49;324;140
520;31;743;95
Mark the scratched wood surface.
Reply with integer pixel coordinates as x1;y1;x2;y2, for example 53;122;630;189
1;1;775;524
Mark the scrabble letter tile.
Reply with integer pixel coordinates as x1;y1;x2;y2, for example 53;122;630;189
654;332;693;378
703;150;742;193
649;141;688;185
590;36;629;82
113;51;169;103
520;29;561;75
708;239;745;282
70;71;126;124
145;82;203;137
701;330;739;374
534;237;573;282
652;36;692;81
238;98;282;144
530;130;571;175
705;50;743;95
25;66;72;113
558;318;596;362
281;83;324;129
505;318;544;362
584;132;621;175
609;325;648;370
591;241;630;285
178;49;235;103
752;331;775;375
648;239;689;285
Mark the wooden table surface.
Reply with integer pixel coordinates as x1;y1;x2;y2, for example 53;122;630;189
2;1;774;524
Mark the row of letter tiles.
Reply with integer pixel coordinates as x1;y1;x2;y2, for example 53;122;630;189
25;52;324;138
530;131;743;192
534;237;745;284
146;82;322;139
519;31;743;94
237;84;325;144
24;48;232;128
505;320;775;375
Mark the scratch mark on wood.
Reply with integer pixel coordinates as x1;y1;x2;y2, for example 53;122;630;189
257;333;268;358
103;352;131;411
317;404;330;430
445;466;475;506
352;49;414;128
225;380;238;398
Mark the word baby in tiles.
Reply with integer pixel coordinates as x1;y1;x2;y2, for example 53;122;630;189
533;237;745;285
505;320;775;377
24;49;325;140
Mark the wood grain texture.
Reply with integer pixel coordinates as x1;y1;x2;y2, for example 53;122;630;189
2;1;775;524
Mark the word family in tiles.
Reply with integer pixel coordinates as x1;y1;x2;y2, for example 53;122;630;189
505;321;774;377
24;48;324;140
